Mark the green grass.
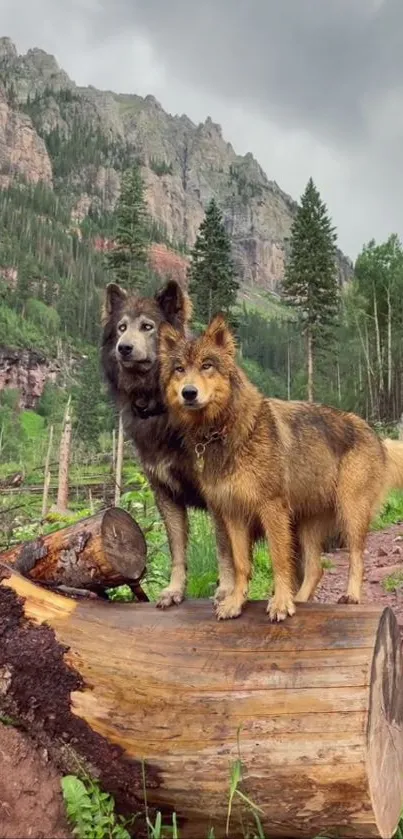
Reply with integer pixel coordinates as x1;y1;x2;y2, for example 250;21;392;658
383;570;403;594
59;763;403;839
20;409;46;440
321;557;335;571
186;512;218;599
371;489;403;531
236;288;290;321
187;515;272;601
0;713;20;726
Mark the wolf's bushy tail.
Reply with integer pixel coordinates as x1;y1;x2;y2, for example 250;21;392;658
382;439;403;490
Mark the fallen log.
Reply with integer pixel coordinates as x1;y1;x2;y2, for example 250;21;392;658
0;569;403;839
0;508;147;599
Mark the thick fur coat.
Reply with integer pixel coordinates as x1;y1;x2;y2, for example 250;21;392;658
100;281;235;607
159;314;403;620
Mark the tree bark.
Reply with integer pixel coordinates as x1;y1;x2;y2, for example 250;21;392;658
387;284;392;401
114;413;124;507
336;358;341;403
373;285;384;396
356;314;375;418
0;575;402;839
112;427;116;473
0;508;147;599
56;398;72;514
41;423;53;518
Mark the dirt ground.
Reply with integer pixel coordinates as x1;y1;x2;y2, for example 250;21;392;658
0;725;71;839
316;522;403;629
1;523;402;839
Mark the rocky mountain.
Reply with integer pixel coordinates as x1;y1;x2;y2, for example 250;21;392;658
0;85;52;189
0;36;353;297
0;347;60;408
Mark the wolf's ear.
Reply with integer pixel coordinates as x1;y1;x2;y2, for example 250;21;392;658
155;280;193;327
205;314;236;357
159;322;182;355
102;283;128;321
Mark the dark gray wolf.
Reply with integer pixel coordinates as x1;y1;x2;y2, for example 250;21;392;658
101;280;235;607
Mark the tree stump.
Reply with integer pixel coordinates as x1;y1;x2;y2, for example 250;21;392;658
0;508;147;599
0;571;402;839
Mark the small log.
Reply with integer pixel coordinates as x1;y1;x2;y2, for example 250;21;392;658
0;573;402;839
0;508;147;599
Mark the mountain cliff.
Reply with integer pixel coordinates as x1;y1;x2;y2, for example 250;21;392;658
0;36;352;296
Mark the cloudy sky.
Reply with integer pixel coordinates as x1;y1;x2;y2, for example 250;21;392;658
1;0;403;260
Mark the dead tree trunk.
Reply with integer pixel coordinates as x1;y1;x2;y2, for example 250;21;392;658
0;508;147;599
114;413;124;507
56;398;72;514
0;578;402;839
41;424;53;518
307;329;313;402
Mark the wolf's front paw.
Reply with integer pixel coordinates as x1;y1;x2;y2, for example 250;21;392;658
267;592;296;622
214;593;246;620
338;594;360;605
156;587;184;609
212;583;234;606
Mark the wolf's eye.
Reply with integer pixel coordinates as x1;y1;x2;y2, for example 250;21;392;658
175;365;185;374
201;361;213;371
118;323;127;333
142;322;154;332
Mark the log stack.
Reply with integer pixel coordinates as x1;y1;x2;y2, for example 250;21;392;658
0;559;402;838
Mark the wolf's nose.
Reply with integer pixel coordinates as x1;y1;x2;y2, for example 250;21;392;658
182;385;198;402
118;343;133;357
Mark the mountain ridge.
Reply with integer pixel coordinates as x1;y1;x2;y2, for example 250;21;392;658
0;35;353;295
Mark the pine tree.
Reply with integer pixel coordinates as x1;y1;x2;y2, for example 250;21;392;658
74;352;103;449
283;178;339;402
188;199;239;323
105;165;149;291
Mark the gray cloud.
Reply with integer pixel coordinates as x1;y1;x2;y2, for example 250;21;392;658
2;0;403;257
95;0;403;147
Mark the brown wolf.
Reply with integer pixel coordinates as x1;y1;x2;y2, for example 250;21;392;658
101;281;236;608
159;313;403;621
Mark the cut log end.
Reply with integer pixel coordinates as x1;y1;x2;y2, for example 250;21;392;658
101;507;146;581
368;607;403;838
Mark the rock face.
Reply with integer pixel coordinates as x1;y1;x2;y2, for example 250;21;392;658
0;347;60;408
0;38;353;293
149;243;189;286
0;85;53;188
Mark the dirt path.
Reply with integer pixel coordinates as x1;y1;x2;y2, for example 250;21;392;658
316;523;403;630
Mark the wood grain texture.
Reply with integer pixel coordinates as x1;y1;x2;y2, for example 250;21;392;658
0;570;402;839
